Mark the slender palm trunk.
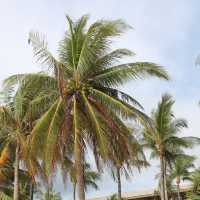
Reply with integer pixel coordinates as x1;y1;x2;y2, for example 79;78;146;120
160;155;166;200
73;183;76;200
117;167;122;200
75;138;85;200
163;158;168;200
176;178;181;200
30;182;34;200
13;143;19;200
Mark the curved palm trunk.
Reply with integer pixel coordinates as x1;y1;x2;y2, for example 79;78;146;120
73;183;76;200
13;143;19;200
160;155;166;200
75;138;85;200
117;167;122;200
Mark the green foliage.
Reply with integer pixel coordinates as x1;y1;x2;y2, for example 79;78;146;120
70;162;100;191
187;192;200;200
36;186;62;200
107;194;119;200
184;168;200;193
142;94;195;165
0;192;13;200
170;155;195;183
25;15;169;178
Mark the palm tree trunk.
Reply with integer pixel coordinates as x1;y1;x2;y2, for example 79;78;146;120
176;177;181;200
30;182;34;200
13;143;19;200
160;155;166;200
73;183;76;200
75;138;85;200
117;167;122;200
177;183;181;200
163;158;168;200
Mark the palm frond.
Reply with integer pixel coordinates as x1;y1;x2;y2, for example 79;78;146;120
92;62;169;87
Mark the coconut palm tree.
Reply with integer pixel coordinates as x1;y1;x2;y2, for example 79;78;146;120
142;94;195;200
170;155;195;200
69;163;100;200
25;15;169;200
0;129;36;200
0;75;50;200
0;105;29;200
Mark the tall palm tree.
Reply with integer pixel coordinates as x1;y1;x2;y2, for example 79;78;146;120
70;163;100;200
26;15;169;200
142;94;195;200
0;75;49;200
170;155;195;200
0;105;28;200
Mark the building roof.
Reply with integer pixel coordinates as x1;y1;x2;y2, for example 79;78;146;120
87;184;192;200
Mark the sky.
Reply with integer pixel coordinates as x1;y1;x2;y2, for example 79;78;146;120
1;0;200;199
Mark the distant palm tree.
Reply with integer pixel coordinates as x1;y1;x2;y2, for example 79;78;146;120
36;186;62;200
107;194;118;200
108;133;148;200
70;163;100;200
170;155;195;200
25;15;169;200
184;168;200;193
142;94;196;200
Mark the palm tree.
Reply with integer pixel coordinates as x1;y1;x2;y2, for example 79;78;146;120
142;94;195;200
108;134;148;200
70;163;100;200
0;153;35;200
36;186;62;200
107;194;118;200
25;15;169;200
170;155;195;200
0;105;28;200
184;168;200;193
0;75;49;200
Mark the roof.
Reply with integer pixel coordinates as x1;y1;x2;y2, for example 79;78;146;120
87;184;192;200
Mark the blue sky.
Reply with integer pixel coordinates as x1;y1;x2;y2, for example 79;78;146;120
1;0;200;199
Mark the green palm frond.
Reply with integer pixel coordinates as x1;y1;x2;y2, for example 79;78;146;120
95;48;135;69
30;99;61;155
99;87;143;109
92;62;169;87
44;98;65;175
0;191;12;200
28;31;59;73
91;88;150;123
76;19;131;78
82;91;109;158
